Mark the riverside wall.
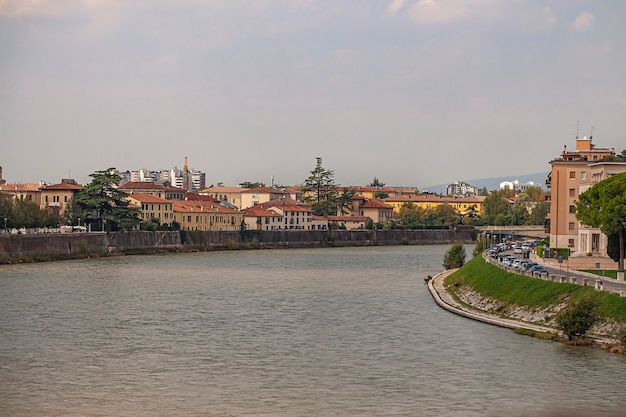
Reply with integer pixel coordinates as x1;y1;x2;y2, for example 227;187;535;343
0;227;475;260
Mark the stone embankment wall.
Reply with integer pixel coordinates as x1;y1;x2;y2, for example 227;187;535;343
0;227;475;259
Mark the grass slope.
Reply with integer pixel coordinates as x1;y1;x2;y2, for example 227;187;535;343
444;255;626;323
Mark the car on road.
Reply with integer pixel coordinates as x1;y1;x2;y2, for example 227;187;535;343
528;265;548;275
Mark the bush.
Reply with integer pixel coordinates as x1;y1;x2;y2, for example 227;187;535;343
443;243;466;269
556;294;600;341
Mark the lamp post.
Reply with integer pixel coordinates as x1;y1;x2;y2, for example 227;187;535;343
4;217;7;233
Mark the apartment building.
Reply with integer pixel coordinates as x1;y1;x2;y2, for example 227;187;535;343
127;194;174;227
547;136;616;251
173;200;242;232
577;161;626;256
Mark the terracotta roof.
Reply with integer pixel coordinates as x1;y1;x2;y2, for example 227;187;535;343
184;192;220;202
282;205;312;213
360;199;393;209
253;197;307;210
0;183;42;192
173;200;238;213
41;183;83;191
242;207;282;217
201;186;249;193
127;194;171;204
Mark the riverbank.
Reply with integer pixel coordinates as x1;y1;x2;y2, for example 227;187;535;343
0;228;476;264
427;264;626;353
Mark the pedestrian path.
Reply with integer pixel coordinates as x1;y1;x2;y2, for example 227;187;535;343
427;267;618;344
427;270;557;334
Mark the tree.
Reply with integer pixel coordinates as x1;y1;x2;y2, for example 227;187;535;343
482;190;511;224
556;294;600;341
302;157;339;216
575;172;626;274
74;168;141;231
239;181;265;189
443;243;466;269
607;230;626;265
369;177;385;187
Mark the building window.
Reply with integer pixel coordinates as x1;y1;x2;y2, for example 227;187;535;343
569;188;575;197
568;239;574;248
569;222;575;230
569;205;575;214
581;171;587;180
569;171;576;179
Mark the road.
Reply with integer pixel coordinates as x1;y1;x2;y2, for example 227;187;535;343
489;249;626;295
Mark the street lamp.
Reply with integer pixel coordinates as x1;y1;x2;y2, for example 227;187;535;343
4;217;7;233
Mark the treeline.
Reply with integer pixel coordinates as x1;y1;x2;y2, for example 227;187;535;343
0;198;73;230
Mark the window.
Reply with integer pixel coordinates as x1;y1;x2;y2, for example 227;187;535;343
568;239;574;248
568;222;575;230
569;188;575;197
569;171;576;179
569;205;575;213
581;171;587;180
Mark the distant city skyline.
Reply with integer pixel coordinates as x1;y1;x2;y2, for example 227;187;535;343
2;1;625;188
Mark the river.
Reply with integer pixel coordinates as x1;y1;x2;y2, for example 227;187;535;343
1;245;625;417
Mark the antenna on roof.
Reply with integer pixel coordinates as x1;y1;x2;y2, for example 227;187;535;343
575;120;581;139
589;126;594;141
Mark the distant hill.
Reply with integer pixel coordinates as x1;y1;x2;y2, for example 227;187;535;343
423;171;549;195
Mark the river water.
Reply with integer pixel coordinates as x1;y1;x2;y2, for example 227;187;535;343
1;245;625;417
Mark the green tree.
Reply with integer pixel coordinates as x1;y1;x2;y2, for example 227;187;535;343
482;190;511;224
432;204;459;225
575;172;626;273
556;294;600;341
399;202;423;227
369;177;385;187
443;243;466;269
478;186;489;196
607;230;626;266
302;157;339;216
74;168;141;231
239;181;265;189
529;200;550;226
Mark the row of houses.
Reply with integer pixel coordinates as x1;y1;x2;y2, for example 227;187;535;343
0;172;487;232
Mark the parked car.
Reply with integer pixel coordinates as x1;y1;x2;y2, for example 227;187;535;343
524;262;538;271
528;265;547;274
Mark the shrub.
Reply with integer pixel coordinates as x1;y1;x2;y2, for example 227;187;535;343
443;243;466;269
556;294;600;341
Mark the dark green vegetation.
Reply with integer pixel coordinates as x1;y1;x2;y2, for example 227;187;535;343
302;157;353;217
0;197;68;230
443;243;466;269
556;294;600;341
444;255;626;323
576;171;626;273
74;168;141;231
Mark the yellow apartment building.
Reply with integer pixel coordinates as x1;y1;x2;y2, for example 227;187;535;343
173;200;242;231
384;195;485;216
127;194;175;227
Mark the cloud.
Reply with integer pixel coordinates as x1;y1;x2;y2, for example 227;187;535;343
386;0;406;15
0;0;62;16
572;11;595;30
543;6;555;26
407;0;470;23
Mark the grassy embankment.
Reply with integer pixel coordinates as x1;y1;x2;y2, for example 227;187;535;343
444;255;626;328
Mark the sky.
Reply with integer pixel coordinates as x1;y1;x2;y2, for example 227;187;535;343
1;0;625;189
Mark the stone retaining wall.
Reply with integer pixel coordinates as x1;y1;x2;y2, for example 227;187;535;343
0;228;475;259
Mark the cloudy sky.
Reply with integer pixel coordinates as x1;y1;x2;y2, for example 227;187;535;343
1;0;625;188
